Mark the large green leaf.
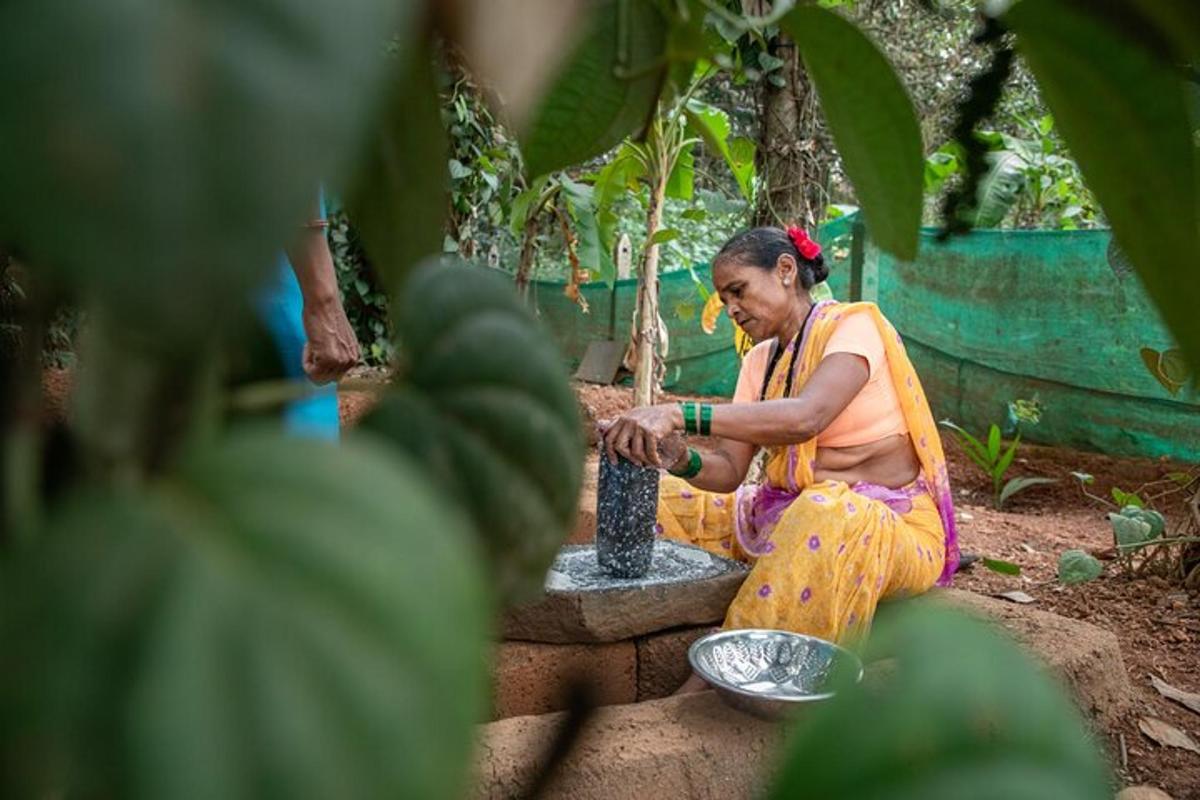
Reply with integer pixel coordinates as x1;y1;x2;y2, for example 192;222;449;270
519;0;668;178
363;262;584;604
665;142;696;201
970;151;1026;228
684;101;754;201
998;476;1057;509
560;176;613;278
1006;0;1200;370
0;430;488;799
593;144;648;211
348;38;448;298
768;605;1110;800
0;0;405;344
1109;512;1154;553
780;6;922;259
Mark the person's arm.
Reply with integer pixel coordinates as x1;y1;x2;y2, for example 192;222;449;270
601;352;869;475
285;201;359;384
659;433;757;495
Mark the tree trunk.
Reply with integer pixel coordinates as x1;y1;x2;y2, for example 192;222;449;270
633;167;668;408
514;214;538;300
747;2;829;229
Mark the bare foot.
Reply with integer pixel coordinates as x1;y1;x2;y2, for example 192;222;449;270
673;672;710;695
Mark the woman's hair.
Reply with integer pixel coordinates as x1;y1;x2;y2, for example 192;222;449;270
713;226;829;289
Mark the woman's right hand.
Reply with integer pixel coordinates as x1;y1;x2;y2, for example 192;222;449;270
597;404;683;467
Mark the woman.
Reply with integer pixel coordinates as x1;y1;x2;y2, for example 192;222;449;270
600;226;958;649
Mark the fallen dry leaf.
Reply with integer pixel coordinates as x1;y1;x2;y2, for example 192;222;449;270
1150;675;1200;716
1138;717;1200;754
995;590;1036;605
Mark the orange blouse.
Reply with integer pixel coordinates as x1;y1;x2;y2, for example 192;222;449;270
732;311;908;447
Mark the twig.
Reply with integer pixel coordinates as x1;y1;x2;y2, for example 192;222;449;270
1118;732;1128;772
1188;483;1200;532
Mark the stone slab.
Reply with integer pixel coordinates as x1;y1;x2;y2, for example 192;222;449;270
473;691;783;800
635;626;714;701
491;640;636;720
934;588;1133;725
502;542;749;643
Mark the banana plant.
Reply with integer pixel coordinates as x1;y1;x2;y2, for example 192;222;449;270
507;172;611;303
589;68;756;405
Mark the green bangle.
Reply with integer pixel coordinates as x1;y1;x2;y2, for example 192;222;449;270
669;447;703;479
680;401;697;435
699;403;712;436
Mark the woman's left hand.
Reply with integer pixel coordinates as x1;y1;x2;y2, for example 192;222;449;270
599;404;681;467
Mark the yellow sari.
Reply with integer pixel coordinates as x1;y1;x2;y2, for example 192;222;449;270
657;301;959;644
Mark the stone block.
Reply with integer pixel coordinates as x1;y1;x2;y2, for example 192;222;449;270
502;542;748;643
635;626;714;701
492;640;636;720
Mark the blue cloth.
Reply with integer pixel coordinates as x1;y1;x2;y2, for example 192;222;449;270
254;194;340;441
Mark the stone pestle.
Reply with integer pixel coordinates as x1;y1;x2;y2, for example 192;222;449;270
595;452;660;579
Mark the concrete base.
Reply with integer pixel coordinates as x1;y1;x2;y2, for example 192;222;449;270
474;691;783;800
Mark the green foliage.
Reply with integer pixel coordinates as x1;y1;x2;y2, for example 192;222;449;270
560;176;614;280
780;6;923;260
998;477;1059;509
971;149;1027;228
1111;487;1145;508
519;0;669;178
1004;0;1200;372
328;211;393;366
362;262;583;605
1;430;488;799
683;100;755;201
5;2;1194;795
347;40;448;297
1110;512;1156;554
939;420;1056;510
1058;549;1103;585
0;0;405;346
442;74;524;258
1121;506;1166;537
1140;347;1192;396
768;604;1110;800
924;117;1103;230
981;557;1021;576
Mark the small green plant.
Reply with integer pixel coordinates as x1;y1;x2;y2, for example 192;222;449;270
1070;470;1200;580
939;420;1057;510
1058;549;1103;585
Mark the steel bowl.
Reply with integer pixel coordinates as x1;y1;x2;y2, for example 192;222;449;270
688;629;863;720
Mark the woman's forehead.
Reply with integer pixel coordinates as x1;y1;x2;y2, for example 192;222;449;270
714;258;767;288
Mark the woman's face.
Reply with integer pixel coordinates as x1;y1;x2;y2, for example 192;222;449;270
712;255;799;343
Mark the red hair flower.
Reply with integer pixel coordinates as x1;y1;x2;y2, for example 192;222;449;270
787;226;822;261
